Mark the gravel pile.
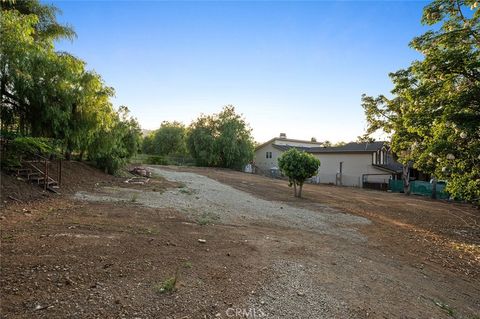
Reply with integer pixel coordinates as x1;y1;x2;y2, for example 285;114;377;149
75;168;370;243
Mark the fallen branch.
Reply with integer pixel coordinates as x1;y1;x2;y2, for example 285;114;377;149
8;195;23;203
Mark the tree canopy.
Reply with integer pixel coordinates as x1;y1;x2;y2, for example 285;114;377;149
362;0;480;202
278;148;320;198
187;106;255;169
0;0;141;173
143;121;187;156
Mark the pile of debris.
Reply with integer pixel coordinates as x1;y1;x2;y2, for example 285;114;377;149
130;167;152;177
125;167;152;184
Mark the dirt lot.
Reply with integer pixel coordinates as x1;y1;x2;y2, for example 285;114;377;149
1;164;479;318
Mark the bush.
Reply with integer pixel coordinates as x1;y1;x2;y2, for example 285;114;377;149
94;155;126;175
1;137;59;168
146;155;171;165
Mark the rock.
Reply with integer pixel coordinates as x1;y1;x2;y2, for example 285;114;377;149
65;277;75;286
198;239;206;243
297;291;305;296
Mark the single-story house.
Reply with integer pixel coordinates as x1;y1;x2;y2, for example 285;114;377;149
254;135;402;188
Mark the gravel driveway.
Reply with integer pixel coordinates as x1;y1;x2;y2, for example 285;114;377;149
76;167;370;243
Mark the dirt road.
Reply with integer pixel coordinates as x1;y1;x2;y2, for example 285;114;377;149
1;166;479;318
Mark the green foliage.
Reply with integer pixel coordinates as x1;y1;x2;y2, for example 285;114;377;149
146;155;171;165
362;0;480;202
144;121;187;156
142;133;155;154
88;106;142;174
154;269;179;294
196;211;220;225
278;148;320;198
0;1;141;175
2;137;58;168
187;106;255;169
10;137;56;156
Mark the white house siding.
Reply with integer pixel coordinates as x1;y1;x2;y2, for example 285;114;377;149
253;144;283;173
313;153;391;187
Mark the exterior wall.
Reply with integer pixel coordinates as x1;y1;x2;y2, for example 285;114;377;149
313;153;391;187
254;139;321;172
253;143;283;173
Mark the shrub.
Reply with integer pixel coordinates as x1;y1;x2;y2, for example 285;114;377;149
1;137;59;168
146;155;171;165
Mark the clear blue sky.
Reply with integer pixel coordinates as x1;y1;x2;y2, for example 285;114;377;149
53;0;429;143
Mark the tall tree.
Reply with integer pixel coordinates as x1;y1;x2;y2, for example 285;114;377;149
187;106;255;169
151;121;187;156
362;0;480;202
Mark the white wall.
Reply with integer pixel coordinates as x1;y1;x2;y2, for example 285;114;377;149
313;153;391;187
254;143;283;172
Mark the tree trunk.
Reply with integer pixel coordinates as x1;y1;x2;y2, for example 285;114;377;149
431;177;437;199
402;162;411;195
298;183;303;198
293;182;297;197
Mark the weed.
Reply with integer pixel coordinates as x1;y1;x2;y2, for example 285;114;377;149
130;193;138;202
197;211;220;225
2;234;14;242
183;261;192;269
154;268;179;294
179;188;192;195
433;300;456;317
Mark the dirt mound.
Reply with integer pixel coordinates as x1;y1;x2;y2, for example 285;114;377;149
2;161;120;207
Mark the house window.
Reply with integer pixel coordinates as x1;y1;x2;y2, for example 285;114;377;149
266;152;272;159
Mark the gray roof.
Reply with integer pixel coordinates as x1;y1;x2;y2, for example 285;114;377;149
272;141;403;173
272;141;387;153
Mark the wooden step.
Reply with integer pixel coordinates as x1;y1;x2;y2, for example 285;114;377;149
16;168;32;175
29;176;45;184
27;172;41;179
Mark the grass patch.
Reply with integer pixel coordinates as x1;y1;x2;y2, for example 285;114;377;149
154;269;179;294
130;193;139;202
197;211;220;226
183;261;192;269
179;188;193;195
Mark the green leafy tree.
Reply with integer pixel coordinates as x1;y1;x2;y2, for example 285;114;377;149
278;148;320;198
142;132;155;154
151;121;187;156
362;0;480;202
88;106;141;174
1;1;140;174
214;106;255;169
187;114;218;166
187;106;254;169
